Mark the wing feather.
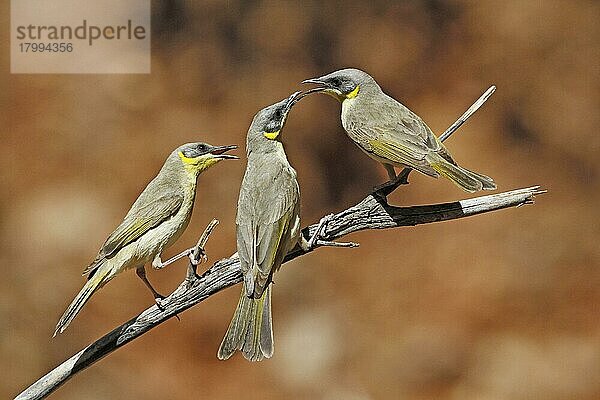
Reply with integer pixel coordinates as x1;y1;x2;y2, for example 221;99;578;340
345;94;442;174
97;191;183;260
236;158;299;298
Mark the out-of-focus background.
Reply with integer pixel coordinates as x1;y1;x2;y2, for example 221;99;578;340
3;1;599;399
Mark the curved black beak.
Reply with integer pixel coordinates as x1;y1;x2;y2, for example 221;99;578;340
284;91;303;111
300;78;329;97
301;78;326;86
210;144;238;159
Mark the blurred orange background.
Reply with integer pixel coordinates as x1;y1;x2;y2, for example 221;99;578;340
3;1;599;399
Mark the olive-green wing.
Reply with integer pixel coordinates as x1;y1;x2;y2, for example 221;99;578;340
236;162;299;298
83;190;184;274
346;95;443;174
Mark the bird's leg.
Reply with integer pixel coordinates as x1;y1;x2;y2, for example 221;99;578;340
373;165;411;197
385;164;397;181
300;214;359;251
136;266;181;320
136;266;165;308
152;248;200;270
373;164;398;192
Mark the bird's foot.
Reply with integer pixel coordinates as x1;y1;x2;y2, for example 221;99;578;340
302;214;359;251
154;295;167;310
154;296;181;321
183;244;208;288
189;245;207;266
306;214;334;249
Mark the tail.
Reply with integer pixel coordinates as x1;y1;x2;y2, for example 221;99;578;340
54;263;112;337
426;152;496;193
217;285;273;362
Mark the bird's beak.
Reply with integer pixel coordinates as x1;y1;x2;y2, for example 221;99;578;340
301;78;326;86
209;144;239;160
300;78;328;95
285;91;304;111
301;77;344;101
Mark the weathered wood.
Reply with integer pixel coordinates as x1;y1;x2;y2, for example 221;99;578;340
15;185;545;400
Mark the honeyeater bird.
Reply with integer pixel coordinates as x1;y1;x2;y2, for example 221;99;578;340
217;92;348;361
302;68;496;192
217;93;303;362
54;142;238;336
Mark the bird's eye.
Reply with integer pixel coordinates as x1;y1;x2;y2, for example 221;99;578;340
196;144;210;155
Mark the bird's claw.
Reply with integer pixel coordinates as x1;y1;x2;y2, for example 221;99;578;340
155;297;181;321
188;252;200;266
154;296;167;310
304;214;356;250
307;213;335;250
190;247;207;266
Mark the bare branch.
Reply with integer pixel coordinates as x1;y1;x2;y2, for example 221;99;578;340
15;185;545;400
439;85;496;142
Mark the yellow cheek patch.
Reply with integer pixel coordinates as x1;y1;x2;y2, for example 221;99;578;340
264;130;280;140
346;85;360;99
179;151;221;172
178;151;197;165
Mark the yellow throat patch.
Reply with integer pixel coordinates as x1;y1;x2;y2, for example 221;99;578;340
346;85;360;99
264;130;280;140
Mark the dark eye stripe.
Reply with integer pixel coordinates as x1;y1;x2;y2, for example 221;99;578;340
182;143;208;158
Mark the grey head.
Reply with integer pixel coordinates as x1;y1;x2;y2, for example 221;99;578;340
301;68;380;102
246;91;304;154
166;142;238;174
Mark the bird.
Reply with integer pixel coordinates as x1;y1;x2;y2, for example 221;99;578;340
217;92;304;362
217;91;352;361
54;142;238;336
302;68;496;193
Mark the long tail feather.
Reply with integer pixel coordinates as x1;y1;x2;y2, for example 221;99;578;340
217;285;273;362
54;263;112;336
427;152;496;192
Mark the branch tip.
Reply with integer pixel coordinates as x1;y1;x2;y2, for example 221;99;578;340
192;219;219;262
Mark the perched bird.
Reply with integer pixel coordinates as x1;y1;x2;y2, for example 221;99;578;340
302;68;496;192
54;142;238;336
218;92;343;361
217;93;303;362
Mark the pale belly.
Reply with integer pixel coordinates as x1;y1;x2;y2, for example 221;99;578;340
104;204;193;277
